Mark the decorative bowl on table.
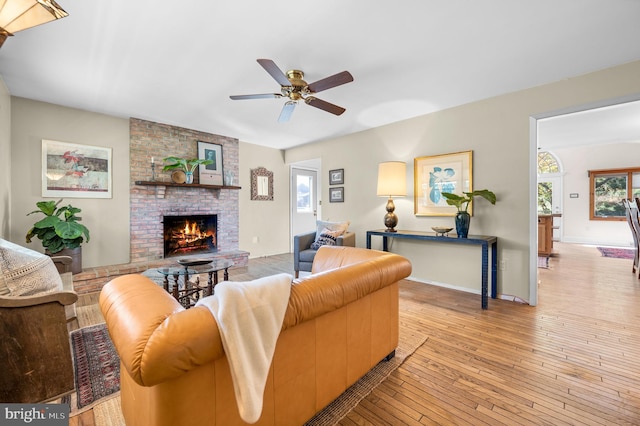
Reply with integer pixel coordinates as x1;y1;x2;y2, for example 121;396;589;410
431;226;453;236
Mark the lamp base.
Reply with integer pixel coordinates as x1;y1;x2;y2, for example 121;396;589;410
384;198;398;232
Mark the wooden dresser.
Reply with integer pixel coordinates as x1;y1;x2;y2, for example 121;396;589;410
538;214;561;257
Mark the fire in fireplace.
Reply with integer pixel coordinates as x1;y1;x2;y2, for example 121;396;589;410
163;215;217;257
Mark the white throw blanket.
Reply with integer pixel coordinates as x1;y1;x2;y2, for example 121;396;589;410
196;273;292;424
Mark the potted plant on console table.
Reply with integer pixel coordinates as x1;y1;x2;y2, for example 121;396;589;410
162;157;213;184
441;189;497;238
25;199;90;273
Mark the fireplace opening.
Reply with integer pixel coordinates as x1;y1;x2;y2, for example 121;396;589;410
163;214;217;258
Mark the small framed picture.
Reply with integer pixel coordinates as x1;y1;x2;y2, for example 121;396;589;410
329;187;344;203
197;141;223;186
329;168;344;185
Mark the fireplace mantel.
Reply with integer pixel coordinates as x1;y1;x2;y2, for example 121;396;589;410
135;181;241;190
134;181;241;198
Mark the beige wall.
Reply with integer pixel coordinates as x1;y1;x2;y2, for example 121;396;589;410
285;60;640;303
10;97;130;267
4;60;640;301
239;142;290;258
0;77;10;238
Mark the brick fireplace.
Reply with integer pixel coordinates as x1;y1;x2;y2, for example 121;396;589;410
71;119;249;294
129;118;248;266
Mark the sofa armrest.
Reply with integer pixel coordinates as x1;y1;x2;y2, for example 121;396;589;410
100;275;225;386
336;231;355;247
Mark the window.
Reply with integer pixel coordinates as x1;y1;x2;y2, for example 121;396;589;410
589;167;640;220
296;175;313;212
537;151;560;174
537;151;561;213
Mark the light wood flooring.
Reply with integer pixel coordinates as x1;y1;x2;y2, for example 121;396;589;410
71;243;640;425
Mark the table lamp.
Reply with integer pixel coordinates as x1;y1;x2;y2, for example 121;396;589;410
377;161;407;232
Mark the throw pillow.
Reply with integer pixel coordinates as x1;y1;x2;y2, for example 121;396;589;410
311;228;343;250
314;220;350;246
0;239;63;297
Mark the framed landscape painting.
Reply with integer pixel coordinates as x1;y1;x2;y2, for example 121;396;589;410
42;139;112;198
414;150;472;216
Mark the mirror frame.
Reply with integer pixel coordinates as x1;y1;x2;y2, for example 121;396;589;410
251;167;274;201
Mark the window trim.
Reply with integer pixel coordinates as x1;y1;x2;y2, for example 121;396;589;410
588;167;640;221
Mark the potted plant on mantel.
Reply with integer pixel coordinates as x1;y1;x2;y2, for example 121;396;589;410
441;189;497;238
162;157;213;184
25;199;90;274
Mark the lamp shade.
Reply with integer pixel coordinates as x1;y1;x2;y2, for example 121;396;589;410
377;161;407;197
0;0;67;47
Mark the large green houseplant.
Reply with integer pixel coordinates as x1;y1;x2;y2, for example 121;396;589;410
162;157;213;184
25;199;90;273
441;189;497;238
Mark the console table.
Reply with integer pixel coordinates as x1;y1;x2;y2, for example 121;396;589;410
366;229;497;309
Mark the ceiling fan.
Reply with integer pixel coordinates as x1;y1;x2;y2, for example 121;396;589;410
230;59;354;122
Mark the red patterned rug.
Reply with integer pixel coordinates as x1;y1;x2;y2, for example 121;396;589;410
597;247;635;260
62;323;120;414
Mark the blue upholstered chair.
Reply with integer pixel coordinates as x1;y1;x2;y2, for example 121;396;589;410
293;230;356;278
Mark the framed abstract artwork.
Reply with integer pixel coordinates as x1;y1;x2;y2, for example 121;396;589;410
42;139;112;198
414;150;473;216
197;141;223;186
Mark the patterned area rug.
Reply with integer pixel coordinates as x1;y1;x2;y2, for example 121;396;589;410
537;256;549;268
63;323;120;415
597;246;635;259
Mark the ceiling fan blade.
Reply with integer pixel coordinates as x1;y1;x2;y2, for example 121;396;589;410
230;93;282;100
305;97;346;116
278;101;297;122
307;71;354;93
257;59;291;87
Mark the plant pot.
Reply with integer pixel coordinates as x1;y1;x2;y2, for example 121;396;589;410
455;211;471;238
47;247;82;274
185;171;194;184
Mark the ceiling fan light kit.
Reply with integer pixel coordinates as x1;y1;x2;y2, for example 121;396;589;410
230;58;353;122
0;0;68;48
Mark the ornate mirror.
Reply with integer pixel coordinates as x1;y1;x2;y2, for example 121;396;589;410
251;167;273;201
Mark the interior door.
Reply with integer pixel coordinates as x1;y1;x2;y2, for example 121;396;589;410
291;168;318;247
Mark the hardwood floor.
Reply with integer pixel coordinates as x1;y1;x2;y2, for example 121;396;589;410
71;244;640;425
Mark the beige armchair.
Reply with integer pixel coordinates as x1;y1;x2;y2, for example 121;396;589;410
0;290;77;402
0;239;78;402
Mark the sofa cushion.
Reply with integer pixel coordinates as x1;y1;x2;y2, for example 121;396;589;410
310;228;344;250
0;239;63;297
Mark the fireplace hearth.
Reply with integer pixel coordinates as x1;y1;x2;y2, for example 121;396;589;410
163;215;217;258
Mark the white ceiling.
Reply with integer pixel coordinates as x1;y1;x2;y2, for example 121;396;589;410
1;0;640;150
538;99;640;150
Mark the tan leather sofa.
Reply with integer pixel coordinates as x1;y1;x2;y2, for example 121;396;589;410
99;246;412;425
